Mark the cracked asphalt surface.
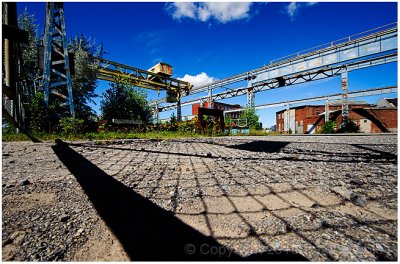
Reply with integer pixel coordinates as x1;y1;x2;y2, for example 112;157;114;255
2;135;398;261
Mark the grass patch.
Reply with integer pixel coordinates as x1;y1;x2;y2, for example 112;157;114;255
2;129;281;142
2;130;220;142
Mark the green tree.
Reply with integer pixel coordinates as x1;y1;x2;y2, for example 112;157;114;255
100;81;152;124
18;8;40;91
170;112;177;125
337;119;360;133
241;107;261;130
318;120;336;134
18;10;106;132
26;92;49;132
68;34;105;121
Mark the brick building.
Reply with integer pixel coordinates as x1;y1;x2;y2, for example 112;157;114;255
192;102;242;119
276;98;397;134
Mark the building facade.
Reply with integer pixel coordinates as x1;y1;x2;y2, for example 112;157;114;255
192;102;242;119
276;98;397;134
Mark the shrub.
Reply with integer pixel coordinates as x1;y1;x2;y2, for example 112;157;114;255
318;120;336;134
59;117;85;134
336;119;360;133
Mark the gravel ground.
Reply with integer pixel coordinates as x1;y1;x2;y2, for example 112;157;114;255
2;135;398;261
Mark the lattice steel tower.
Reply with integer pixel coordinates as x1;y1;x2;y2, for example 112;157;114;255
341;66;349;126
43;2;74;116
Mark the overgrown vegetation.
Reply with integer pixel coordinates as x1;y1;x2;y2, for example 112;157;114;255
317;120;336;134
316;119;360;134
68;34;105;123
25;92;49;132
16;10;104;135
18;8;40;91
100;81;152;124
5;9;362;142
240;107;262;130
337;119;360;133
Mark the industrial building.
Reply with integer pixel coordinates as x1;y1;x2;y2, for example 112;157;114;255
276;98;397;134
192;102;242;119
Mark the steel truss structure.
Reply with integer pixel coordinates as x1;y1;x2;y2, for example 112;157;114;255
43;2;75;116
224;86;398;112
151;23;397;119
341;67;349;125
156;53;397;112
159;86;397;123
96;58;192;94
96;58;192;121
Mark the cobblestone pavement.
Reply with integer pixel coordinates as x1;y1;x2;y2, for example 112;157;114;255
2;135;398;261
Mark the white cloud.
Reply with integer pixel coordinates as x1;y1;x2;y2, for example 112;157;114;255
178;72;215;87
166;2;253;23
286;2;299;20
285;2;318;21
166;2;196;20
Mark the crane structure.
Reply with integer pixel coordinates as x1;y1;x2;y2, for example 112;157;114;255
7;2;397;129
96;58;191;121
151;23;397;127
40;2;192;123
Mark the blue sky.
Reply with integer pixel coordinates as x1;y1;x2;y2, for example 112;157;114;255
17;2;398;127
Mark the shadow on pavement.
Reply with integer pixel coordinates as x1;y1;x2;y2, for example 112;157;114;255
227;141;289;153
51;139;308;261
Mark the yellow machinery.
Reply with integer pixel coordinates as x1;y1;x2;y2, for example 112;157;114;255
96;58;191;103
148;62;172;76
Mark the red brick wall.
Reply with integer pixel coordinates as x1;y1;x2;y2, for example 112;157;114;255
372;109;397;130
294;106;323;133
365;109;397;133
192;102;210;115
276;111;285;132
276;105;397;134
192;102;241;117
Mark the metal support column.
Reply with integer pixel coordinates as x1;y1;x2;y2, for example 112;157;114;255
207;86;213;108
324;97;329;122
177;98;182;122
286;102;290;134
43;2;74;116
341;66;349;127
153;104;159;124
247;88;255;108
246;74;255;107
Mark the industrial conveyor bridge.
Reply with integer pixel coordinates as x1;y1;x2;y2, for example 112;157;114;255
151;23;397;123
158;86;397;123
96;58;191;96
